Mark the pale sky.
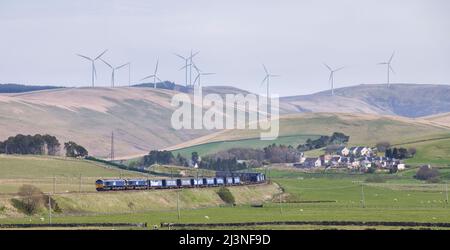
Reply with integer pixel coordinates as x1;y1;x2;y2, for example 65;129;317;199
0;0;449;96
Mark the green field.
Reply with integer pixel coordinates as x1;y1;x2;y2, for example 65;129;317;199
0;155;143;193
1;161;449;229
171;134;320;158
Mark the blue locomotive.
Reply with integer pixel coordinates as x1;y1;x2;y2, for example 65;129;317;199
95;173;264;191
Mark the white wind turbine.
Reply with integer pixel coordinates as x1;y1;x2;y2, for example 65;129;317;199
100;59;129;87
189;50;200;86
323;63;344;96
261;64;279;99
192;63;215;87
174;53;190;87
378;51;396;87
141;59;161;89
76;49;108;87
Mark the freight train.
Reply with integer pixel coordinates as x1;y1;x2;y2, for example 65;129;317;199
95;172;266;191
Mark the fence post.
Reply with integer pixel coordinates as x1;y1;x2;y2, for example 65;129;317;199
53;175;56;194
48;195;52;225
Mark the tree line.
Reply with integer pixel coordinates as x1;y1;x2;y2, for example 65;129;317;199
0;134;88;157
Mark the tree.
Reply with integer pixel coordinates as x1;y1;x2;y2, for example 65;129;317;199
191;152;199;164
16;185;45;215
42;134;60;155
0;134;60;156
64;141;88;157
415;165;440;181
217;187;235;205
376;141;391;152
330;132;350;144
392;148;399;159
408;147;417;157
142;150;175;166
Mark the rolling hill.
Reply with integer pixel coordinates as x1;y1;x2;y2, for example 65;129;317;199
1;83;450;159
167;112;450;155
281;84;450;117
0;87;216;158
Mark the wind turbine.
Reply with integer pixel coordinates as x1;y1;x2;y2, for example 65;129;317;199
323;63;344;96
378;51;395;87
100;59;129;87
174;53;190;87
189;50;199;86
261;64;279;99
141;59;161;89
76;49;108;87
192;63;215;87
175;51;199;87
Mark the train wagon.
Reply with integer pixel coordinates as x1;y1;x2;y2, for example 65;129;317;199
233;177;241;185
149;180;163;189
203;178;215;186
126;179;148;190
225;177;234;185
177;178;193;187
193;178;204;186
163;179;177;188
215;177;225;185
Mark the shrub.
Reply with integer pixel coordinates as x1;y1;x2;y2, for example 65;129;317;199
12;185;61;215
414;165;440;181
217;187;235;205
14;185;46;215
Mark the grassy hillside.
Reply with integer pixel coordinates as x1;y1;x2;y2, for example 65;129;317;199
0;87;214;158
423;112;450;128
168;113;450;153
172;134;320;158
0;155;143;193
396;138;450;167
282;84;450;118
54;184;279;214
2;168;449;229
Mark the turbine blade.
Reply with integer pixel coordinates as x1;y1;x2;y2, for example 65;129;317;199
154;59;159;74
388;51;395;63
202;73;215;76
378;62;388;65
334;66;345;72
100;58;113;69
189;51;200;59
156;77;162;82
262;64;269;75
270;74;280;77
192;63;200;73
179;64;190;70
77;54;92;61
323;63;332;71
95;49;108;60
174;53;186;60
389;65;396;74
194;74;200;84
141;75;155;81
261;76;268;86
115;62;129;70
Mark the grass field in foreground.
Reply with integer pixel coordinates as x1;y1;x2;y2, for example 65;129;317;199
0;155;143;193
1;167;449;228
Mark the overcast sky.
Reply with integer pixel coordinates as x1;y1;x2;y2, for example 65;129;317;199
0;0;449;96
